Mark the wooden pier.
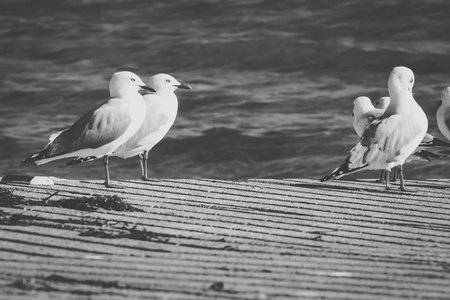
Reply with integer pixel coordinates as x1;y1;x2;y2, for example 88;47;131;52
1;177;450;299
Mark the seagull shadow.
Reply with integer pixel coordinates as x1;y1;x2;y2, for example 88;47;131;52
292;181;422;195
404;183;449;190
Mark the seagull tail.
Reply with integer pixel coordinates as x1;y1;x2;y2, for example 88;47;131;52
412;149;440;162
419;135;450;148
321;156;368;182
66;156;98;166
434;149;450;158
22;130;70;165
22;148;52;165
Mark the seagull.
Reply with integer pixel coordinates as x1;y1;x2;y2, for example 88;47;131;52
112;73;192;181
353;96;405;181
437;87;450;141
374;97;450;149
368;97;450;181
352;96;388;137
22;71;155;188
354;96;449;180
322;66;428;191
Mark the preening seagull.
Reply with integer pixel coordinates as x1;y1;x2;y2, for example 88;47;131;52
354;96;450;181
322;66;428;191
352;96;387;137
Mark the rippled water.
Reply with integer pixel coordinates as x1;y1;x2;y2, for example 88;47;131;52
1;0;450;181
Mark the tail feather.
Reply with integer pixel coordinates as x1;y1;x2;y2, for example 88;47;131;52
66;156;98;166
22;148;52;164
420;136;450;148
412;149;440;162
321;156;368;182
434;149;450;157
22;129;69;165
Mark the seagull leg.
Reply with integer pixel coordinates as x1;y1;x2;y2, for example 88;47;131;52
391;166;399;182
385;169;391;190
143;150;150;180
139;150;152;181
138;152;148;181
139;150;159;182
103;155;122;188
103;155;111;187
398;164;407;191
379;170;386;183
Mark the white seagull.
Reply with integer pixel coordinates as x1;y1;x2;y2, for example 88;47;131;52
437;87;450;141
322;66;428;191
374;96;450;150
355;96;448;182
112;73;192;180
22;71;155;188
352;96;388;137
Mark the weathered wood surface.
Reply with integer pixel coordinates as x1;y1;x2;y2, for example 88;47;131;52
1;177;450;300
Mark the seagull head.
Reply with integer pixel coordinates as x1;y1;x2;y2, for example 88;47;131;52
147;74;192;94
388;66;415;95
109;71;155;97
353;96;373;117
440;87;450;107
373;97;390;110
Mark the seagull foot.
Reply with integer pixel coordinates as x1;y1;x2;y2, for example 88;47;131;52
141;176;161;182
398;186;416;193
103;182;125;189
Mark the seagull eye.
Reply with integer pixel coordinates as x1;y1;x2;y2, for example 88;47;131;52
131;78;136;82
410;78;413;83
165;79;170;83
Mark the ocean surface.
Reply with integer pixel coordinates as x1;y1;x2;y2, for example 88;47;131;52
1;0;450;182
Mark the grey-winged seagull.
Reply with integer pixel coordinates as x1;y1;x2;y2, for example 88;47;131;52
322;66;428;191
112;73;192;180
437;87;450;142
22;71;155;188
353;96;448;182
352;96;388;137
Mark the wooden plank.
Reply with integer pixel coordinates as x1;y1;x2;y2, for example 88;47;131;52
1;178;450;299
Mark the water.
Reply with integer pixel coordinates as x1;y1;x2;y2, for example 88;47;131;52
1;0;450;181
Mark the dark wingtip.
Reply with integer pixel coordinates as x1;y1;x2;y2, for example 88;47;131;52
320;173;334;182
321;155;369;183
22;151;46;164
320;170;340;182
21;158;32;165
432;137;450;147
419;136;450;148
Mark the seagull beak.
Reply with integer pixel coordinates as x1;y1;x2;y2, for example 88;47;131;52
437;99;443;107
176;83;192;90
139;85;156;93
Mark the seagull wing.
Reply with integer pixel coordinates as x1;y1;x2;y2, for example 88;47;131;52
351;114;423;169
45;97;132;157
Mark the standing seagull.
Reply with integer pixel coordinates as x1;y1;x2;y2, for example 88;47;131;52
322;66;428;191
353;96;400;181
112;73;192;180
354;96;445;182
374;97;450;149
437;87;450;141
22;71;155;188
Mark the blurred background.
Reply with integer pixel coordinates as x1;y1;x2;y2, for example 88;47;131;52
1;0;450;181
